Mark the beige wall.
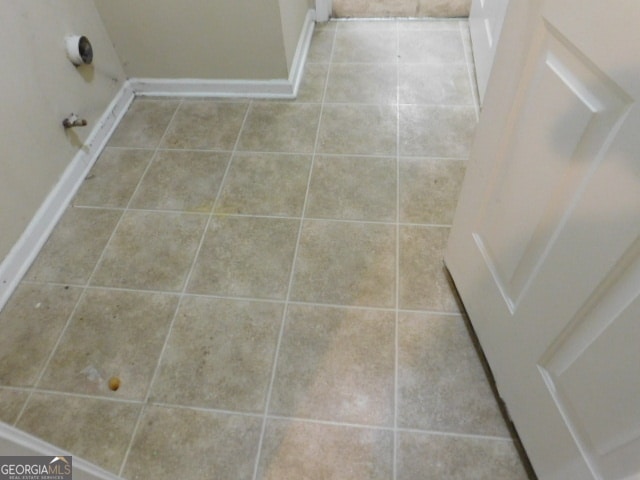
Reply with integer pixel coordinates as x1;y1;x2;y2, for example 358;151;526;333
0;1;125;264
95;0;310;80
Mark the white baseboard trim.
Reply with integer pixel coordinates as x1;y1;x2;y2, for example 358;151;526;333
289;9;316;98
0;83;135;311
131;9;315;99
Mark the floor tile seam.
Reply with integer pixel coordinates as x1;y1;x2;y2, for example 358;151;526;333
396;426;515;442
153;146;235;154
398;156;468;163
320;100;477;107
393;22;401;480
287;299;396;313
296;151;399;160
225;148;468;161
266;413;395;432
99;145;157;152
400;222;452;229
398;153;470;161
147;401;265;419
397;103;478;109
326;61;400;66
397;307;462;317
250;21;337;480
459;21;481;121
396;60;472;67
62;211;449;225
71;205;212;217
313;101;401;107
11;387;146;407
0;385;33;395
261;414;514;442
10;283;455;314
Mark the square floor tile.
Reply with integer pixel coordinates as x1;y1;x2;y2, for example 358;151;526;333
237;102;321;153
0;389;28;424
398;312;509;436
296;63;329;103
333;23;398;64
399;63;473;105
256;420;393;480
150;297;283;412
25;207;121;284
160;100;249;150
187;216;299;299
130;150;230;212
306;155;396;221
307;26;336;64
397;431;528;480
325;63;398;104
73;148;153;208
270;304;395;426
399;20;464;31
0;284;81;387
291;220;395;307
399;225;459;312
17;393;141;474
317;104;397;156
108;99;179;148
39;289;178;400
399;105;476;158
399;158;466;225
257;419;393;480
91;211;206;291
335;0;416;17
398;30;466;64
216;153;311;216
123;406;262;480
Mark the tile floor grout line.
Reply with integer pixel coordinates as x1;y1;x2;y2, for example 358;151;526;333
393;19;401;480
13;100;187;430
12;388;147;406
460;21;481;122
65;206;457;228
102;146;470;162
250;20;337;480
116;98;254;478
17;279;464;316
396;425;516;442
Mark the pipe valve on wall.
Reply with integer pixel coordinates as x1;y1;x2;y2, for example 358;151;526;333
62;113;87;129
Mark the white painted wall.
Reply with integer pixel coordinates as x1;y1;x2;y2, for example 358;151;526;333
0;0;126;265
94;0;310;80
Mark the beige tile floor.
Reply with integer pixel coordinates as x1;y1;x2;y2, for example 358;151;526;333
332;0;471;18
0;20;529;480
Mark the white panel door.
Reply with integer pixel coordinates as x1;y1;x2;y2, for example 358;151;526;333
469;0;510;104
446;1;640;478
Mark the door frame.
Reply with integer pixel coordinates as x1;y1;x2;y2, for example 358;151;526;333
315;0;331;21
